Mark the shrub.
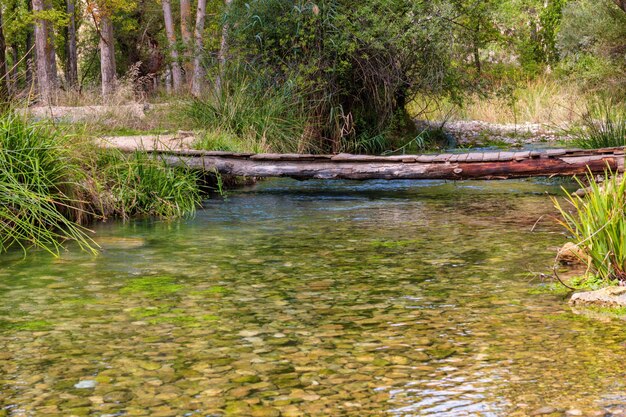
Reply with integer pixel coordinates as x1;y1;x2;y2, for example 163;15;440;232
187;75;308;153
553;172;626;285
225;0;459;153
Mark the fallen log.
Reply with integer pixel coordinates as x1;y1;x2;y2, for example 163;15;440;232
144;147;625;180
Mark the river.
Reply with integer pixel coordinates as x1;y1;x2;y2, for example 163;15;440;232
1;179;625;416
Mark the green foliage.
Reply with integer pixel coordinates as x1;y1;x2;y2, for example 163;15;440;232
0;115;96;255
187;74;308;153
553;172;626;285
571;100;626;149
95;150;201;220
226;0;459;153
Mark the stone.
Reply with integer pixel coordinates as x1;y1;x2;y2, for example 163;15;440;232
565;410;583;416
570;286;626;308
530;406;558;416
74;380;97;389
557;242;587;265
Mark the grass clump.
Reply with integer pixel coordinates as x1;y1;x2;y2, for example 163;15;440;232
0;115;96;255
0;114;202;256
187;77;308;154
553;171;626;286
571;99;626;149
94;150;201;220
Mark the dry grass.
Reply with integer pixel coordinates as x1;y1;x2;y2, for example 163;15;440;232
408;77;589;125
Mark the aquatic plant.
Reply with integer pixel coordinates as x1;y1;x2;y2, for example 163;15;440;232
0;115;96;255
571;99;626;149
553;171;626;285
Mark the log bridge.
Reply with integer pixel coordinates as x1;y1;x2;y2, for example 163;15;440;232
148;147;625;180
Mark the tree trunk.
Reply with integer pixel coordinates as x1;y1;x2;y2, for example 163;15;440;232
65;0;78;88
0;8;8;102
33;0;53;102
10;45;18;94
180;0;193;84
148;148;626;181
99;15;117;96
162;0;182;92
216;0;232;93
44;0;58;87
26;0;34;89
614;0;626;12
191;0;207;97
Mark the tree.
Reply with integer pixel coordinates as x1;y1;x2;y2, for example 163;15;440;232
33;0;57;102
0;7;8;101
161;0;182;92
65;0;78;88
190;0;207;97
180;0;193;84
216;0;232;92
88;0;116;95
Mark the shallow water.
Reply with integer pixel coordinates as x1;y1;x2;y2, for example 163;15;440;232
1;179;625;417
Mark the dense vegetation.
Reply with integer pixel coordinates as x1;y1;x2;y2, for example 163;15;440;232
0;0;621;150
0;0;625;255
0;116;201;255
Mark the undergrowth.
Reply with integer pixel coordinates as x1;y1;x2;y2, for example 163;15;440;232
0;115;202;256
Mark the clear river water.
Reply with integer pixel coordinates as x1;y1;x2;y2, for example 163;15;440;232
1;178;625;417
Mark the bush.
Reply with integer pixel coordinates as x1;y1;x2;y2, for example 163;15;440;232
553;172;626;285
0;116;95;255
225;0;459;153
0;115;202;256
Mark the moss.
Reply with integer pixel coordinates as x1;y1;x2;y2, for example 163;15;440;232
120;276;182;297
147;314;218;326
9;320;54;331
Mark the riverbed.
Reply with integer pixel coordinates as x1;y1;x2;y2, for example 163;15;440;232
1;179;625;417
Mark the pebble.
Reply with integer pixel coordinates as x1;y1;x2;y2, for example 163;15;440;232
73;380;96;389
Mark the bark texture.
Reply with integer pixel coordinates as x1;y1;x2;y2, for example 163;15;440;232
137;148;626;181
99;15;116;96
180;0;193;83
33;0;53;102
216;0;233;92
65;0;78;88
162;0;183;92
191;0;207;97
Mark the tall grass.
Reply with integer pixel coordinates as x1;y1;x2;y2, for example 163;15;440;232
553;171;626;285
94;150;201;220
0;116;96;255
187;77;308;153
408;77;586;124
0;114;203;256
571;100;626;149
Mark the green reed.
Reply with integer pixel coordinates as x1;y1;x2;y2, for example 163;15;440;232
553;171;626;284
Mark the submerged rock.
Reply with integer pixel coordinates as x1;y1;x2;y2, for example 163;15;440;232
73;380;97;389
557;242;587;265
570;286;626;307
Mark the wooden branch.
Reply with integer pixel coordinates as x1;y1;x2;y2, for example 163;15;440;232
144;147;625;181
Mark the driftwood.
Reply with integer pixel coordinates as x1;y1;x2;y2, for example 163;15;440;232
143;147;625;180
